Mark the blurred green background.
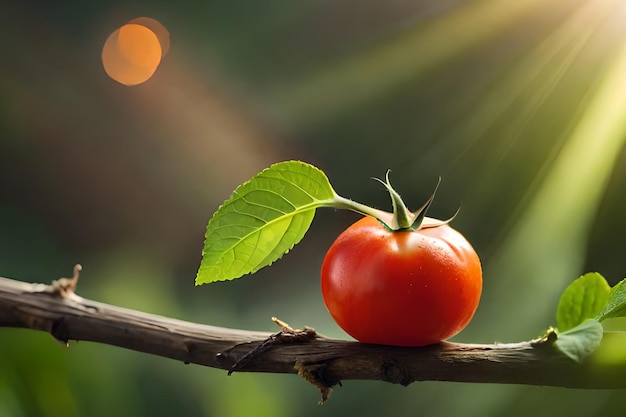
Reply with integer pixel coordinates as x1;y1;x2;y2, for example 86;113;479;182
2;0;626;415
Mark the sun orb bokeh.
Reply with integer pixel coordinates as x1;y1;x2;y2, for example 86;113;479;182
101;18;169;86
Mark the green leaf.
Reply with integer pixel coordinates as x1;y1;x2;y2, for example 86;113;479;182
597;278;626;321
556;272;610;332
195;161;337;285
554;319;603;363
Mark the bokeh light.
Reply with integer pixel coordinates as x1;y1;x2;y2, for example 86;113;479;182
128;17;170;57
101;18;169;86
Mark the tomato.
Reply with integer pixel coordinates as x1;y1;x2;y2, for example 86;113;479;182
321;215;482;347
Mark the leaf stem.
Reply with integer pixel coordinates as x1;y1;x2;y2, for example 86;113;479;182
329;194;393;228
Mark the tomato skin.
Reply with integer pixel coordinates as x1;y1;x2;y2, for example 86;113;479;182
321;216;482;347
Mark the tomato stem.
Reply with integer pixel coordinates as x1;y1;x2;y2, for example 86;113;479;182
330;195;394;228
329;176;446;232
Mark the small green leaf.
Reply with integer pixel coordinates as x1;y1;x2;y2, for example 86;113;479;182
554;319;603;363
556;272;610;332
597;278;626;321
195;161;336;285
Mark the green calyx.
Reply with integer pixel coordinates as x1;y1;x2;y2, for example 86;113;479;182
332;172;453;231
374;173;449;231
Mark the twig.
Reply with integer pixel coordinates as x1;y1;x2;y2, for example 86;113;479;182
226;317;317;375
1;271;626;401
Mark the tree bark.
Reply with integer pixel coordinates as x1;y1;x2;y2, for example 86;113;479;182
1;274;625;401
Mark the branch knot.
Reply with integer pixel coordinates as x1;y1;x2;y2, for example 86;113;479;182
49;264;82;298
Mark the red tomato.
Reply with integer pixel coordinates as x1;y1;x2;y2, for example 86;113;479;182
321;216;482;347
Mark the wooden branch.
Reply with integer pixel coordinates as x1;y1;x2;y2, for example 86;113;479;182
1;270;625;402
